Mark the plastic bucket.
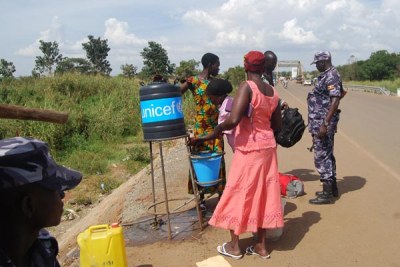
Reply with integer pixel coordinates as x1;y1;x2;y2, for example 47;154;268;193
190;151;222;187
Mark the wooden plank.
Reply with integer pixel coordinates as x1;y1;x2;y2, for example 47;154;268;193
0;104;68;124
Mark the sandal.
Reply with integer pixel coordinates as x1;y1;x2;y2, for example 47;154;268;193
245;246;271;259
217;243;243;260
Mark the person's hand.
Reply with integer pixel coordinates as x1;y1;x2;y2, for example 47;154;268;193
213;124;224;138
317;124;327;138
281;101;289;110
188;137;204;146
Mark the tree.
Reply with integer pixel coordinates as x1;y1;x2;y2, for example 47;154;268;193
361;50;399;80
55;57;92;74
120;64;137;78
0;59;16;78
82;35;112;75
337;50;400;81
33;40;63;77
221;65;245;88
140;41;175;79
175;59;200;81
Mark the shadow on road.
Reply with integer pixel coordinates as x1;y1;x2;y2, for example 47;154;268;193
270;210;321;252
338;175;366;196
284;201;297;216
236;209;321;253
286;170;367;196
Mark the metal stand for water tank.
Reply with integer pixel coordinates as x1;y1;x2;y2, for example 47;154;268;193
146;135;204;240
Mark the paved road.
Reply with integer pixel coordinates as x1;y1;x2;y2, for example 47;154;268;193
270;81;400;266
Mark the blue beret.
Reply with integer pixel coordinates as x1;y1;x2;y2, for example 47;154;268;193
311;50;331;64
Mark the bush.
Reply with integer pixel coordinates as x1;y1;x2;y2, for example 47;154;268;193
0;73;142;150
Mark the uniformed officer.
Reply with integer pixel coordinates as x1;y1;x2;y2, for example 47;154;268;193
0;137;82;266
307;51;344;204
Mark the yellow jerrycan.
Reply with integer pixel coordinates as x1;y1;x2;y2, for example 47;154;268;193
77;223;127;267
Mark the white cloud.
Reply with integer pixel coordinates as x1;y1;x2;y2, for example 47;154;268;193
70;38;88;52
338;24;365;34
279;19;319;44
15;16;64;57
15;43;38;57
325;0;347;12
104;18;147;46
382;0;398;10
329;40;353;51
182;10;225;31
215;29;247;47
288;0;317;9
362;41;392;52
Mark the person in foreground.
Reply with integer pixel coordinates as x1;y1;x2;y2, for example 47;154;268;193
0;137;82;266
208;51;284;259
308;51;345;204
181;53;226;210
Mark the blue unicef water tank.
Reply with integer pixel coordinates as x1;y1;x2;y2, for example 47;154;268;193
139;82;187;141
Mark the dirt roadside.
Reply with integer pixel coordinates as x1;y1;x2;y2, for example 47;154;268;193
56;83;400;267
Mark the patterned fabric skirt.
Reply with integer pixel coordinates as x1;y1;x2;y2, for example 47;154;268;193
208;148;283;235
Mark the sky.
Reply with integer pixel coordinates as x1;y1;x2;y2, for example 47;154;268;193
1;0;399;77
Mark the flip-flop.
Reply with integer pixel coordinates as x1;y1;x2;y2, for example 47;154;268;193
245;246;271;259
217;242;243;260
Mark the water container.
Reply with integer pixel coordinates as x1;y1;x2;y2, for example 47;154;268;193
190;151;222;187
77;223;127;267
139;82;187;141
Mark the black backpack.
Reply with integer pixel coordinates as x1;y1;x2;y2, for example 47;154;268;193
276;107;306;148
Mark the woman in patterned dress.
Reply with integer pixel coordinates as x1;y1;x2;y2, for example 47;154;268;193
180;53;226;209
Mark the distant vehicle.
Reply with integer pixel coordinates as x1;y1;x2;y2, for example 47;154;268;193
303;80;312;86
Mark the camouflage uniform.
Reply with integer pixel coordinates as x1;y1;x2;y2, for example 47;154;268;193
307;66;342;183
0;137;82;267
0;229;60;267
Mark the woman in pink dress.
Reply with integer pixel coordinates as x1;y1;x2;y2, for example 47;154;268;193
208;51;284;259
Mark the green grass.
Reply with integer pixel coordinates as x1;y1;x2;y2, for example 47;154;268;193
344;78;400;93
0;74;193;207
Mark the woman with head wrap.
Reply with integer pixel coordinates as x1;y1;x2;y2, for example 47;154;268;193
180;53;226;210
208;51;284;260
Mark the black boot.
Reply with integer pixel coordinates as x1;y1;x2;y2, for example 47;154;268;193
309;182;333;204
316;180;338;197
